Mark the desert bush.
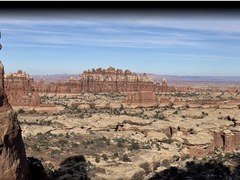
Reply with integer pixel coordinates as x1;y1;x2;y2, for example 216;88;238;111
102;154;108;161
120;104;124;111
113;152;119;158
122;154;131;162
50;149;61;156
161;138;173;144
115;138;126;147
154;111;166;120
58;139;68;147
142;144;151;149
36;132;46;141
173;110;178;114
32;144;40;151
18;108;25;114
95;157;100;163
71;142;79;148
101;136;111;145
28;109;37;114
65;133;70;138
58;133;64;137
128;141;140;151
95;140;106;148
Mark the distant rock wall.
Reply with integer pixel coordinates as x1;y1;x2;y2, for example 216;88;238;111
3;68;170;106
36;67;162;94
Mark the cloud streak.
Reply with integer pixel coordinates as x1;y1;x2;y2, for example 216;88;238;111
2;17;240;52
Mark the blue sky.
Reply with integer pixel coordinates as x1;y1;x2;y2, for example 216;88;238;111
0;12;240;76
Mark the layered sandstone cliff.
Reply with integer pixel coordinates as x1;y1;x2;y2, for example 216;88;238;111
36;67;165;94
4;70;40;106
125;91;159;108
0;62;29;179
4;68;169;106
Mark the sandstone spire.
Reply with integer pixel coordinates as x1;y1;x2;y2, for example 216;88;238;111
0;35;29;179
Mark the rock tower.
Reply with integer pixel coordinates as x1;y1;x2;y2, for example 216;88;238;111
0;32;29;180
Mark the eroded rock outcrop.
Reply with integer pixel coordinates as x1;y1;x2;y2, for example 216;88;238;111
36;67;166;94
125;91;159;108
4;68;170;107
0;62;29;179
4;70;40;106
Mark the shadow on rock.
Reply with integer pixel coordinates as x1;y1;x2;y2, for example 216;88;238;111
149;158;240;180
28;157;49;180
50;155;89;180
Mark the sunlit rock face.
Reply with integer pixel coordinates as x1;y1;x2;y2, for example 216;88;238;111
125;91;159;108
36;67;158;94
0;62;29;180
4;70;40;106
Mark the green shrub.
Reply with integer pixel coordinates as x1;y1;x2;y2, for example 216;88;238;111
32;144;40;151
162;138;173;144
102;154;108;161
95;157;100;163
116;138;125;147
128;141;140;150
122;154;131;162
65;133;70;138
113;152;119;158
173;110;178;114
28;109;37;114
18;108;25;114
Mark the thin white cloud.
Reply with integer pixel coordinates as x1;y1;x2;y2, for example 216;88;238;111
1;15;240;53
1;15;240;33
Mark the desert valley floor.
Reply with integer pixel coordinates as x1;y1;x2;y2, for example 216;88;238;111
13;89;240;179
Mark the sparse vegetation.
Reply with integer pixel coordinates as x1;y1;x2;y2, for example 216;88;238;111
102;154;108;161
95;157;100;163
128;140;140;150
17;89;240;179
122;154;131;162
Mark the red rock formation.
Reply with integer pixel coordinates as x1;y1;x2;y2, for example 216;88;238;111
125;91;159;108
186;129;240;158
4;70;41;106
0;61;29;179
36;67;163;94
172;98;188;108
159;96;173;107
5;68;170;99
4;68;170;106
78;67;155;93
161;79;168;93
223;130;236;152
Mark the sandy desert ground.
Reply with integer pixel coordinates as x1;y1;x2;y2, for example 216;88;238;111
12;89;240;179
